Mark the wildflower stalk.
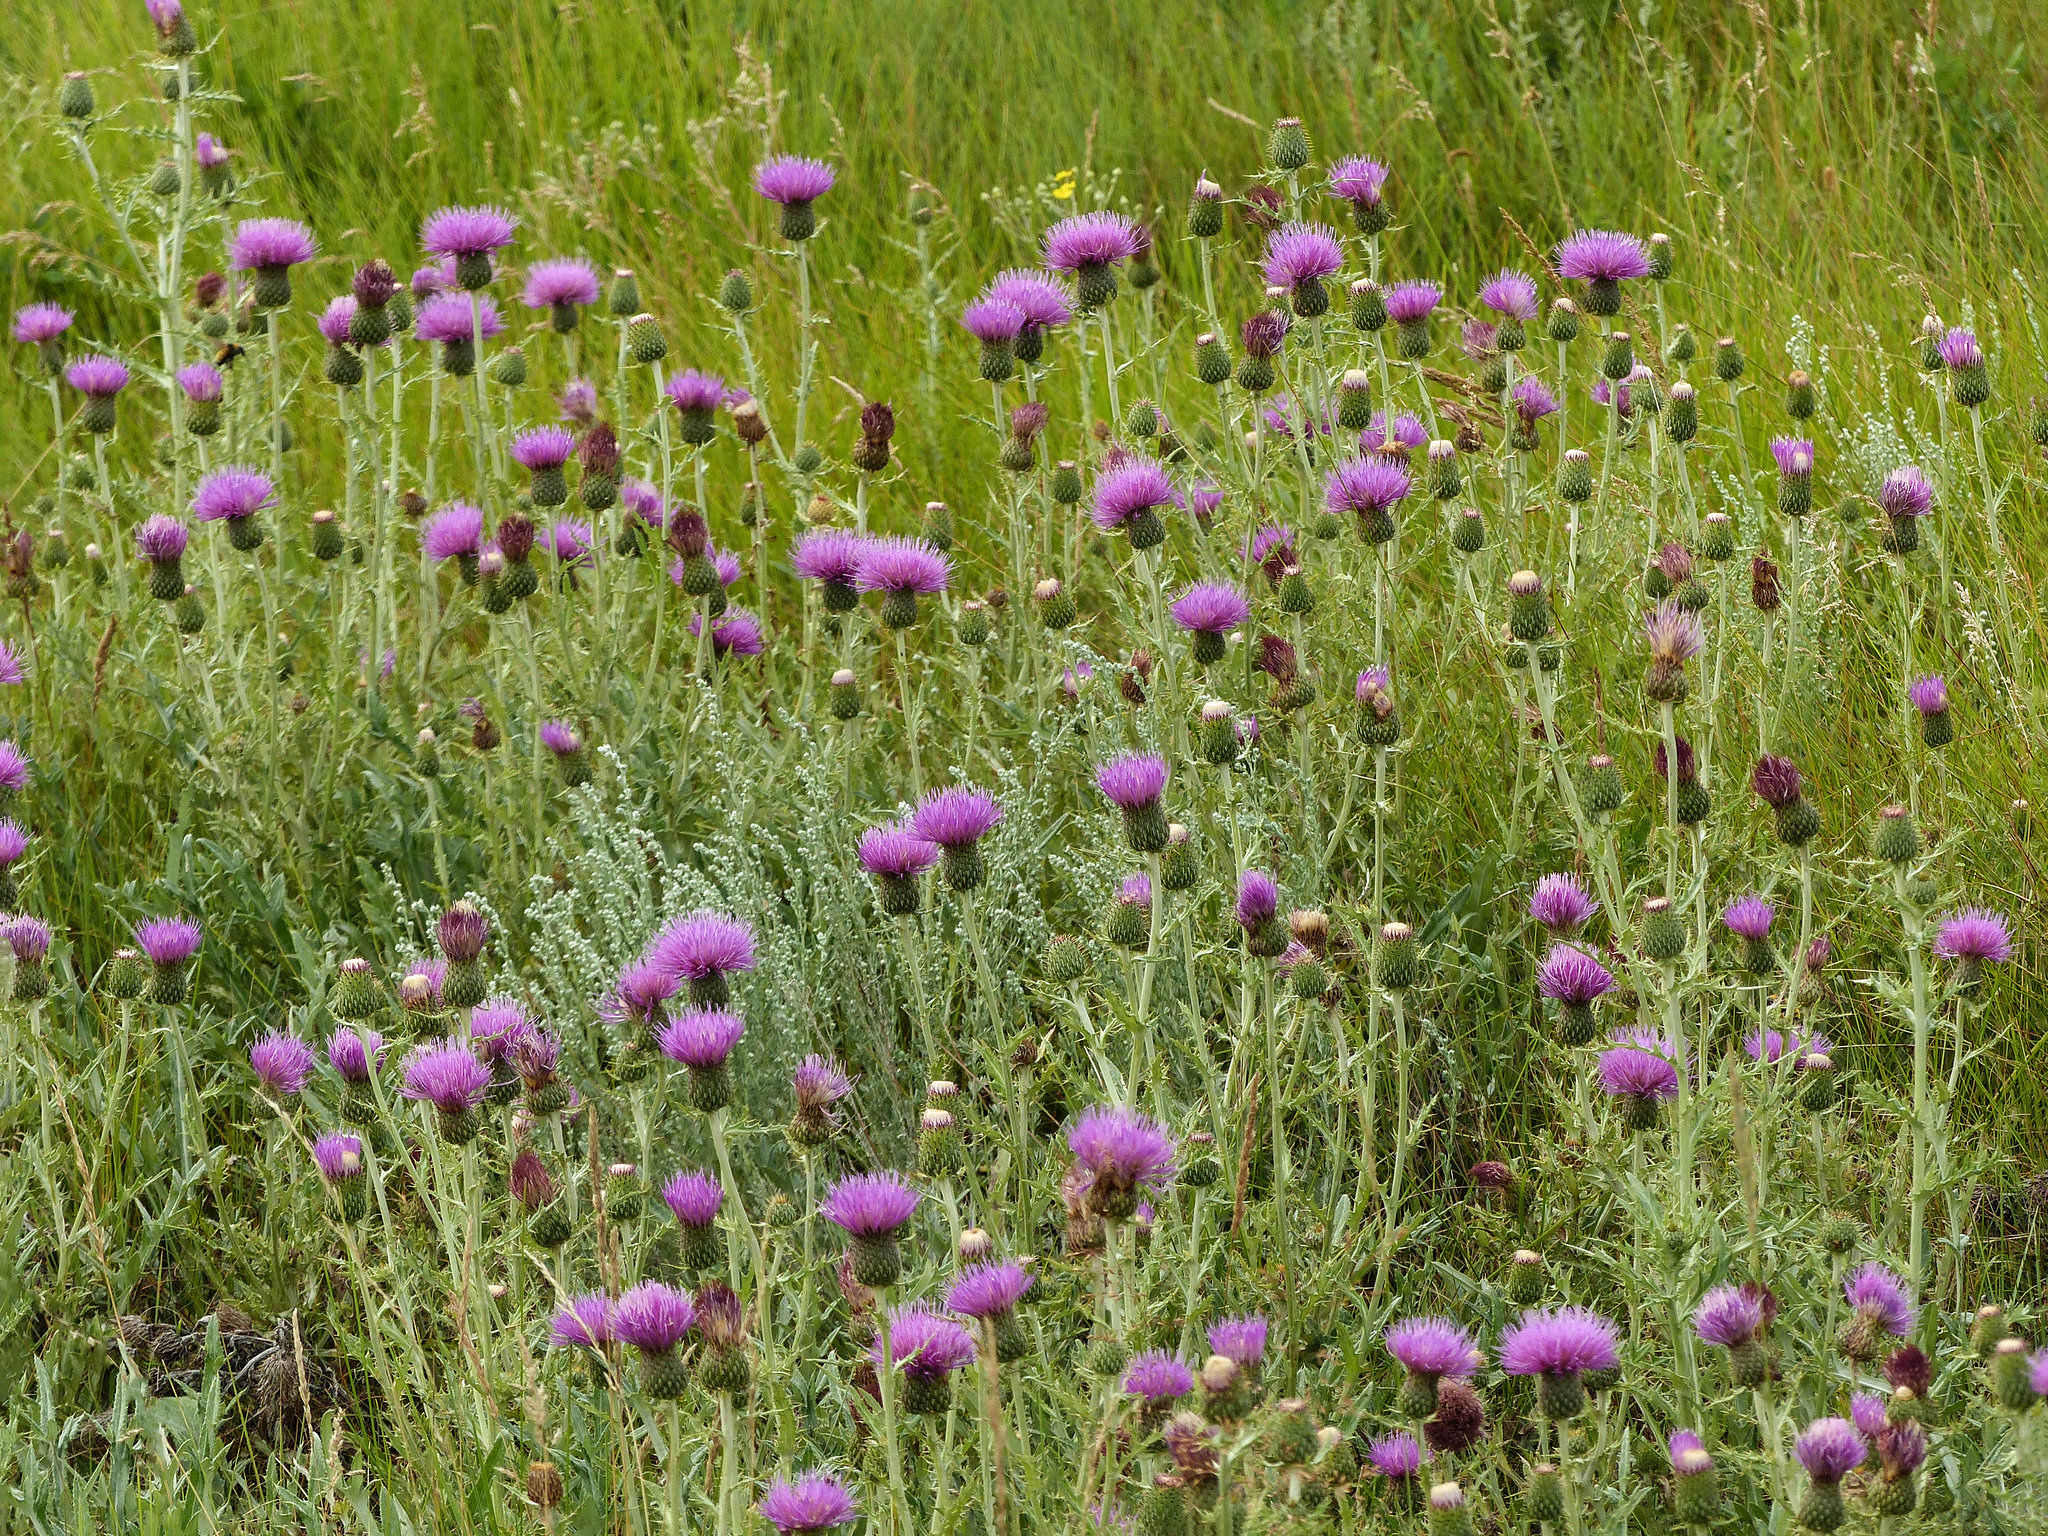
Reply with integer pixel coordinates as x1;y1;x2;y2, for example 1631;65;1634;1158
1891;863;1935;1291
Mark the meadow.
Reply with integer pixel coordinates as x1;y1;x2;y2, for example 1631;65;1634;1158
0;0;2047;1531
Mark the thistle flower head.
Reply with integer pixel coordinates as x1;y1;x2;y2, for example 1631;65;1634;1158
1240;309;1290;359
549;1291;614;1349
0;820;28;868
754;156;836;205
421;504;485;561
1096;753;1168;812
984;269;1075;329
522;258;601;310
420;205;517;258
1164;1413;1221;1479
854;535;950;595
412;260;455;298
511;425;575;471
1325;454;1413;516
1382;280;1441;326
400;1039;491;1113
1554;230;1651;283
1170;582;1250;636
910;786;1003;849
1598;1033;1680;1100
470;997;530;1060
948;1262;1035;1319
874;1304;977;1379
1498;1307;1621;1377
647;910;757;982
1235;870;1279;928
549;520;594;565
11;303;73;345
136;514;189;564
1367;1431;1425;1479
793;1055;853;1113
1248;524;1296;568
192;467;277;523
177;362;223;403
1327;156;1390;207
1843;1263;1916;1336
1722;895;1775;943
1750;754;1804;808
413;292;505;344
1537;944;1613;1005
656;1007;745;1069
1123;1351;1195;1404
613;1281;697;1353
1459;319;1499;359
1878;465;1933;519
228;217;316;271
820;1170;920;1236
1938;326;1982;371
1876;1420;1928;1477
1934;908;2012;964
1091;459;1180;531
1743;1027;1829;1065
249;1032;316;1097
312;1132;363;1183
559;379;600;423
327;1026;384;1082
1512;375;1560;421
538;720;581;758
665;369;725;415
1042;211;1142;271
660;1169;724;1228
792;529;872;587
1693;1285;1767;1347
317;296;357;346
1385;1317;1482;1378
1850;1392;1888;1440
0;742;25;795
1479;269;1540;320
758;1475;858;1535
1908;675;1949;715
1770;436;1815;478
1529;874;1597;934
1793;1418;1867;1484
1069;1104;1175;1202
1644;600;1704;664
1208;1314;1268;1367
66;356;129;397
961;298;1026;343
858;823;940;879
1117;872;1154;909
1262;222;1344;289
134;916;201;966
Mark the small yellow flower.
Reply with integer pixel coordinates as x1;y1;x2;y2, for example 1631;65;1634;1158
1051;168;1077;202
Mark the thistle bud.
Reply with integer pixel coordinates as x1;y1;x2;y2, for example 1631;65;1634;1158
606;270;640;319
1646;231;1673;280
59;71;95;122
1034;577;1076;631
1546;299;1580;345
1452;507;1485;554
1350;279;1387;333
1558;449;1593;503
1336;370;1373;431
1199;700;1240;766
1051;460;1083;506
1582;754;1623;817
1873;805;1919;865
1601;330;1635;382
1673;1447;1718;1523
1642;896;1686;961
1193;332;1231;387
1666;380;1699;442
1427;1483;1475;1536
718;268;753;314
1507;569;1552;642
1752;555;1781;613
1526;1466;1564;1524
1713;336;1743;382
1267;117;1311;172
1375;921;1418;991
1507;1248;1546;1304
1972;1304;2012;1358
829;667;862;721
626;312;667;365
1666;324;1698;364
1427;440;1460;500
1786;369;1816;420
957;600;989;648
1991;1338;2036;1411
1042;933;1090;985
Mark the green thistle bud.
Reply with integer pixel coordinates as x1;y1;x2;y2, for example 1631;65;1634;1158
1673;1450;1719;1524
1601;331;1635;382
1034;577;1076;631
1558;450;1593;503
1666;324;1698;364
627;313;667;365
607;270;640;318
59;71;95;122
1125;397;1160;439
1546;299;1580;345
1199;701;1240;765
1336;370;1373;430
1642;897;1686;961
1350;280;1387;333
1646;232;1674;280
958;600;989;648
1786;369;1816;420
1525;1466;1564;1524
1042;934;1089;985
1427;441;1460;500
173;588;205;634
1452;508;1485;554
1713;336;1744;382
1267;117;1311;171
1375;921;1417;991
1194;332;1231;387
1700;511;1734;561
1235;354;1275;394
1051;460;1083;505
1819;1214;1862;1256
1506;1248;1546;1304
1278;569;1314;615
1160;826;1199;892
1188;175;1224;239
1873;805;1918;865
488;345;527;388
1507;570;1552;642
1991;1338;2036;1410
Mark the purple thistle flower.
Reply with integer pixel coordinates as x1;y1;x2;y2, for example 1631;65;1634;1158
1644;600;1704;664
0;741;25;795
1512;375;1560;423
512;425;575;471
1938;327;1982;372
0;820;27;868
1879;466;1933;519
549;519;594;565
754;156;836;206
689;609;767;659
656;1007;745;1069
1693;1285;1767;1348
985;269;1075;330
134;916;201;967
1262;223;1344;290
327;1026;385;1083
1170;582;1251;635
412;260;456;298
1743;1027;1830;1065
1382;280;1441;326
1123;1351;1195;1404
177;362;223;403
538;720;581;758
1068;1105;1176;1214
549;1291;615;1350
1208;1315;1268;1368
1598;1035;1680;1101
413;292;505;344
2031;1352;2048;1399
1328;156;1390;208
1770;436;1814;478
470;997;529;1060
948;1262;1035;1319
821;1171;920;1236
1367;1431;1425;1479
1042;211;1143;272
614;1280;696;1354
422;503;484;561
1459;319;1499;361
1668;1430;1708;1465
312;1132;363;1183
400;1039;491;1113
522;258;601;310
1241;309;1291;359
875;1304;977;1379
1851;1392;1888;1440
1909;674;1949;716
792;529;872;589
1117;872;1154;909
854;535;950;595
1844;1263;1916;1337
1530;874;1598;935
1794;1418;1867;1484
1096;753;1168;813
1326;455;1413;517
228;217;316;272
662;1169;724;1228
249;1031;316;1097
1751;754;1805;808
911;786;1003;849
665;369;725;416
1723;895;1775;943
65;356;129;398
1247;524;1296;567
601;959;680;1033
758;1475;858;1535
193;133;228;170
0;644;22;690
1479;269;1540;320
558;378;599;423
1091;459;1180;532
3;915;48;963
1554;230;1651;283
11;303;73;345
1235;870;1279;929
1385;1318;1483;1378
1498;1307;1622;1377
646;910;758;983
962;298;1026;344
421;205;517;259
317;296;357;347
191;467;276;524
1934;908;2012;964
859;823;941;879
